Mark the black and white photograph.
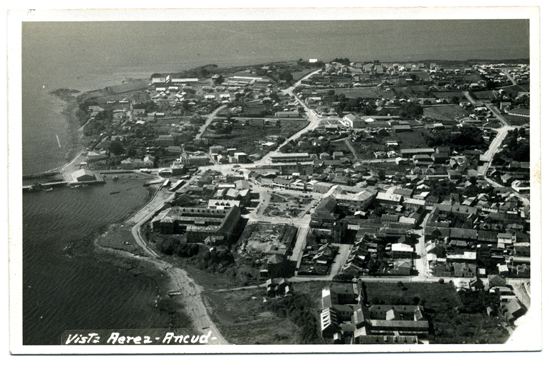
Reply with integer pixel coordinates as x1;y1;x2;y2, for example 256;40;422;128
7;4;542;356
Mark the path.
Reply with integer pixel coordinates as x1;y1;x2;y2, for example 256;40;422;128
257;69;323;164
463;91;482;106
197;104;228;139
343;137;360;161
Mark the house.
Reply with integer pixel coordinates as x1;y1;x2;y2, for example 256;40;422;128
343;113;366;128
391;243;414;258
488;275;507;288
311;197;338;225
376;192;403;206
365;305;429;337
393;188;413;198
452;262;476;278
501;298;527;322
157;135;175;147
401;148;435;159
265;278;292;297
403;198;425;209
393;125;412;133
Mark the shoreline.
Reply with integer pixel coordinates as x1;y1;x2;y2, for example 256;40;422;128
59;93;85;166
92;224;229;345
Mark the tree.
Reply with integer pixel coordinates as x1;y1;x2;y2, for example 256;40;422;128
399;102;423;118
155;236;180;255
333;273;354;282
109;139;124;156
199;68;209;78
126;146;136;158
278;70;294;84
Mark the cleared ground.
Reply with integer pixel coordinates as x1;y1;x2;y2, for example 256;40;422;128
203;119;309;157
203;289;302;344
95;224;146;256
333;87;395;99
423;105;468;122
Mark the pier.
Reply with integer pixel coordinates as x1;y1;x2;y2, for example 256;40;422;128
22;181;69;192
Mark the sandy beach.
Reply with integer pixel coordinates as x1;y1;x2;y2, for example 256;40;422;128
93;234;229;345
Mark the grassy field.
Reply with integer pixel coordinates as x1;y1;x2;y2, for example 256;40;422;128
365;282;461;308
350;130;431;159
464;74;483;82
203;289;302;345
333;87;395;99
203;119;309;157
433;91;468;101
423;105;468;122
291;68;318;81
504;114;530;126
95;224;147;256
292;282;330;309
393;86;417;98
388;130;431;149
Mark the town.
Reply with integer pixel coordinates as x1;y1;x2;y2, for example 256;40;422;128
37;58;531;345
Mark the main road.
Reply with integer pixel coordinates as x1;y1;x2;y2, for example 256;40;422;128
257;69;329;164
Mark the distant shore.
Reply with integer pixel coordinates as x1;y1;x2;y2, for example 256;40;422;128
48;89;86;168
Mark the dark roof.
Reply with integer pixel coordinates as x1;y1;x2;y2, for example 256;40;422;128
316;197;338;213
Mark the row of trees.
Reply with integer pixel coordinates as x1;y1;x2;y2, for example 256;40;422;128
155;235;201;257
425;126;486;151
493;128;529;164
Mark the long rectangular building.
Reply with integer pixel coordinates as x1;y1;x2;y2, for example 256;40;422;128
268;152;312;164
151;205;241;243
401;148;435;158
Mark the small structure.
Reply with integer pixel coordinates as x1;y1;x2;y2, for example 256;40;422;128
72;169;97;182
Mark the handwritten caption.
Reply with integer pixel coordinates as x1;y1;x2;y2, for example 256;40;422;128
61;329;216;345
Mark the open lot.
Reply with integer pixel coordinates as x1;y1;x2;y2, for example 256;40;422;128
504;114;530;126
388;130;431;149
237;222;296;254
291;67;319;81
365;281;461;308
263;193;313;219
350;130;431;159
203;289;302;344
433;91;468;101
203;119;309;157
95;224;146;256
393;86;417;98
423;105;468;122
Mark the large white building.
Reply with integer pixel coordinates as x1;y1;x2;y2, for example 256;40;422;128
325;185;376;212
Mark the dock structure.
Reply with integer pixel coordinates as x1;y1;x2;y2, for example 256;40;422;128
23;168;106;192
22;181;68;192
